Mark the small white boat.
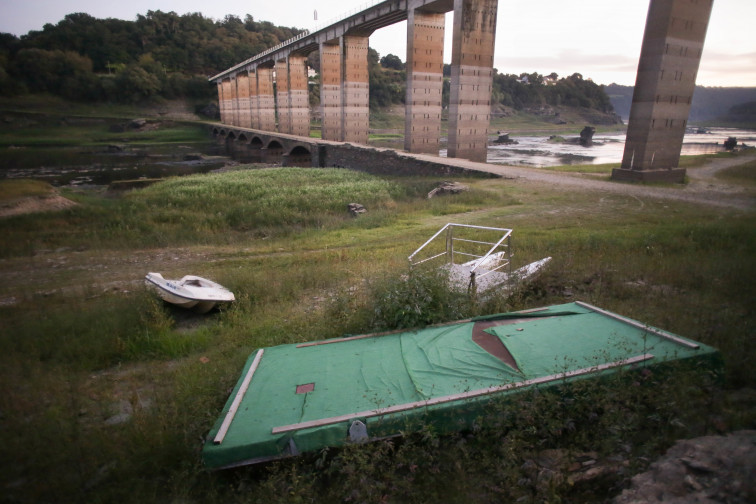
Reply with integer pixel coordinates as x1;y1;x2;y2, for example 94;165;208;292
145;272;235;313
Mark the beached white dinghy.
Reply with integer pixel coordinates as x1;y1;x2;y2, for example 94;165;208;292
145;272;235;313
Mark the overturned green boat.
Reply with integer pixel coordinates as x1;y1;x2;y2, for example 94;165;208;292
202;301;720;469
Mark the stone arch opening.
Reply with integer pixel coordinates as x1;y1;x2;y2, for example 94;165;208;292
285;145;312;167
264;140;284;164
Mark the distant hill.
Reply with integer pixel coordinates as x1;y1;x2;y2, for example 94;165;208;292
719;101;756;125
604;84;756;123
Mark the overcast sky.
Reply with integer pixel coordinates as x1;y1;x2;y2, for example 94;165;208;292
1;0;753;86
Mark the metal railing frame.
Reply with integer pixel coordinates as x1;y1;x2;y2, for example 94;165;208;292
408;224;514;284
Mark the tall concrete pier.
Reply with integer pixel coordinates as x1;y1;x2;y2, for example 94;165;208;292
447;0;497;162
342;35;371;144
210;0;500;162
211;0;711;172
404;8;446;154
613;0;714;183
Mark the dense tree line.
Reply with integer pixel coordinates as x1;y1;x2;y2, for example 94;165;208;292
491;70;614;112
0;10;615;115
369;59;615;114
0;11;303;102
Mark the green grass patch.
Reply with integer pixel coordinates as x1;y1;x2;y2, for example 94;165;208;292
0;117;208;148
0;179;54;200
1;119;755;504
715;158;756;186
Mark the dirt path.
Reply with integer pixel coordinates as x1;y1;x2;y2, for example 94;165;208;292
408;151;756;211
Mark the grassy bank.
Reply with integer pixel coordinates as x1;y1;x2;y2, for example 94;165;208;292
1;152;754;502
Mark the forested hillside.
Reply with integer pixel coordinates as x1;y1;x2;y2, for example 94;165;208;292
0;11;303;102
0;10;615;118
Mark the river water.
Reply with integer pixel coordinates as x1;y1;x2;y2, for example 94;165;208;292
4;125;754;186
480;127;756;167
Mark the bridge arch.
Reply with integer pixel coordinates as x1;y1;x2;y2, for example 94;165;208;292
264;139;284;163
286;145;312;167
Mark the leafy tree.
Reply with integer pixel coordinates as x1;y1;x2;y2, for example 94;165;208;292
369;49;404;108
491;70;614;113
114;64;161;102
380;53;404;70
12;48;96;99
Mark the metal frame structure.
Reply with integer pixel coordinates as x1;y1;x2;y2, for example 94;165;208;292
408;223;513;288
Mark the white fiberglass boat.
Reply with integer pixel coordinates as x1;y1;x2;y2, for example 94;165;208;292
145;272;235;313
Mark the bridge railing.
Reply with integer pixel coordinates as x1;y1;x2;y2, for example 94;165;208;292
311;0;386;33
210;0;388;81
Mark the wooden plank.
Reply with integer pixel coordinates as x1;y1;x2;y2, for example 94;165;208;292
213;349;265;444
272;353;653;434
575;301;699;349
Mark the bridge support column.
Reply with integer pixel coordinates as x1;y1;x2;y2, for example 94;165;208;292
320;41;343;141
257;66;277;132
221;79;233;125
217;81;226;123
229;75;240;126
342;35;370;144
288;55;310;137
613;0;713;183
448;0;497;162
276;59;291;133
249;69;259;129
237;72;252;128
405;9;445;155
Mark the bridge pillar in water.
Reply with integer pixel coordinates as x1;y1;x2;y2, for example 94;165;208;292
257;66;277;132
236;72;252;128
276;59;291;134
405;8;445;155
320;41;343;141
448;0;497;162
342;35;370;144
613;0;713;183
288;55;310;137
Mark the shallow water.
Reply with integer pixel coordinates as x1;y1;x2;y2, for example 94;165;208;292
2;142;228;186
4;125;754;185
442;127;756;167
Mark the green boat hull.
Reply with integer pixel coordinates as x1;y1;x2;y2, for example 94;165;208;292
202;301;720;469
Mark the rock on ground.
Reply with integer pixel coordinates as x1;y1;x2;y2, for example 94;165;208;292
613;430;756;504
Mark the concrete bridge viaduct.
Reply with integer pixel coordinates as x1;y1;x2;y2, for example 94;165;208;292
210;0;713;183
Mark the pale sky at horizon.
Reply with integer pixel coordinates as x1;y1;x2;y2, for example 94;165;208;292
0;0;753;87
